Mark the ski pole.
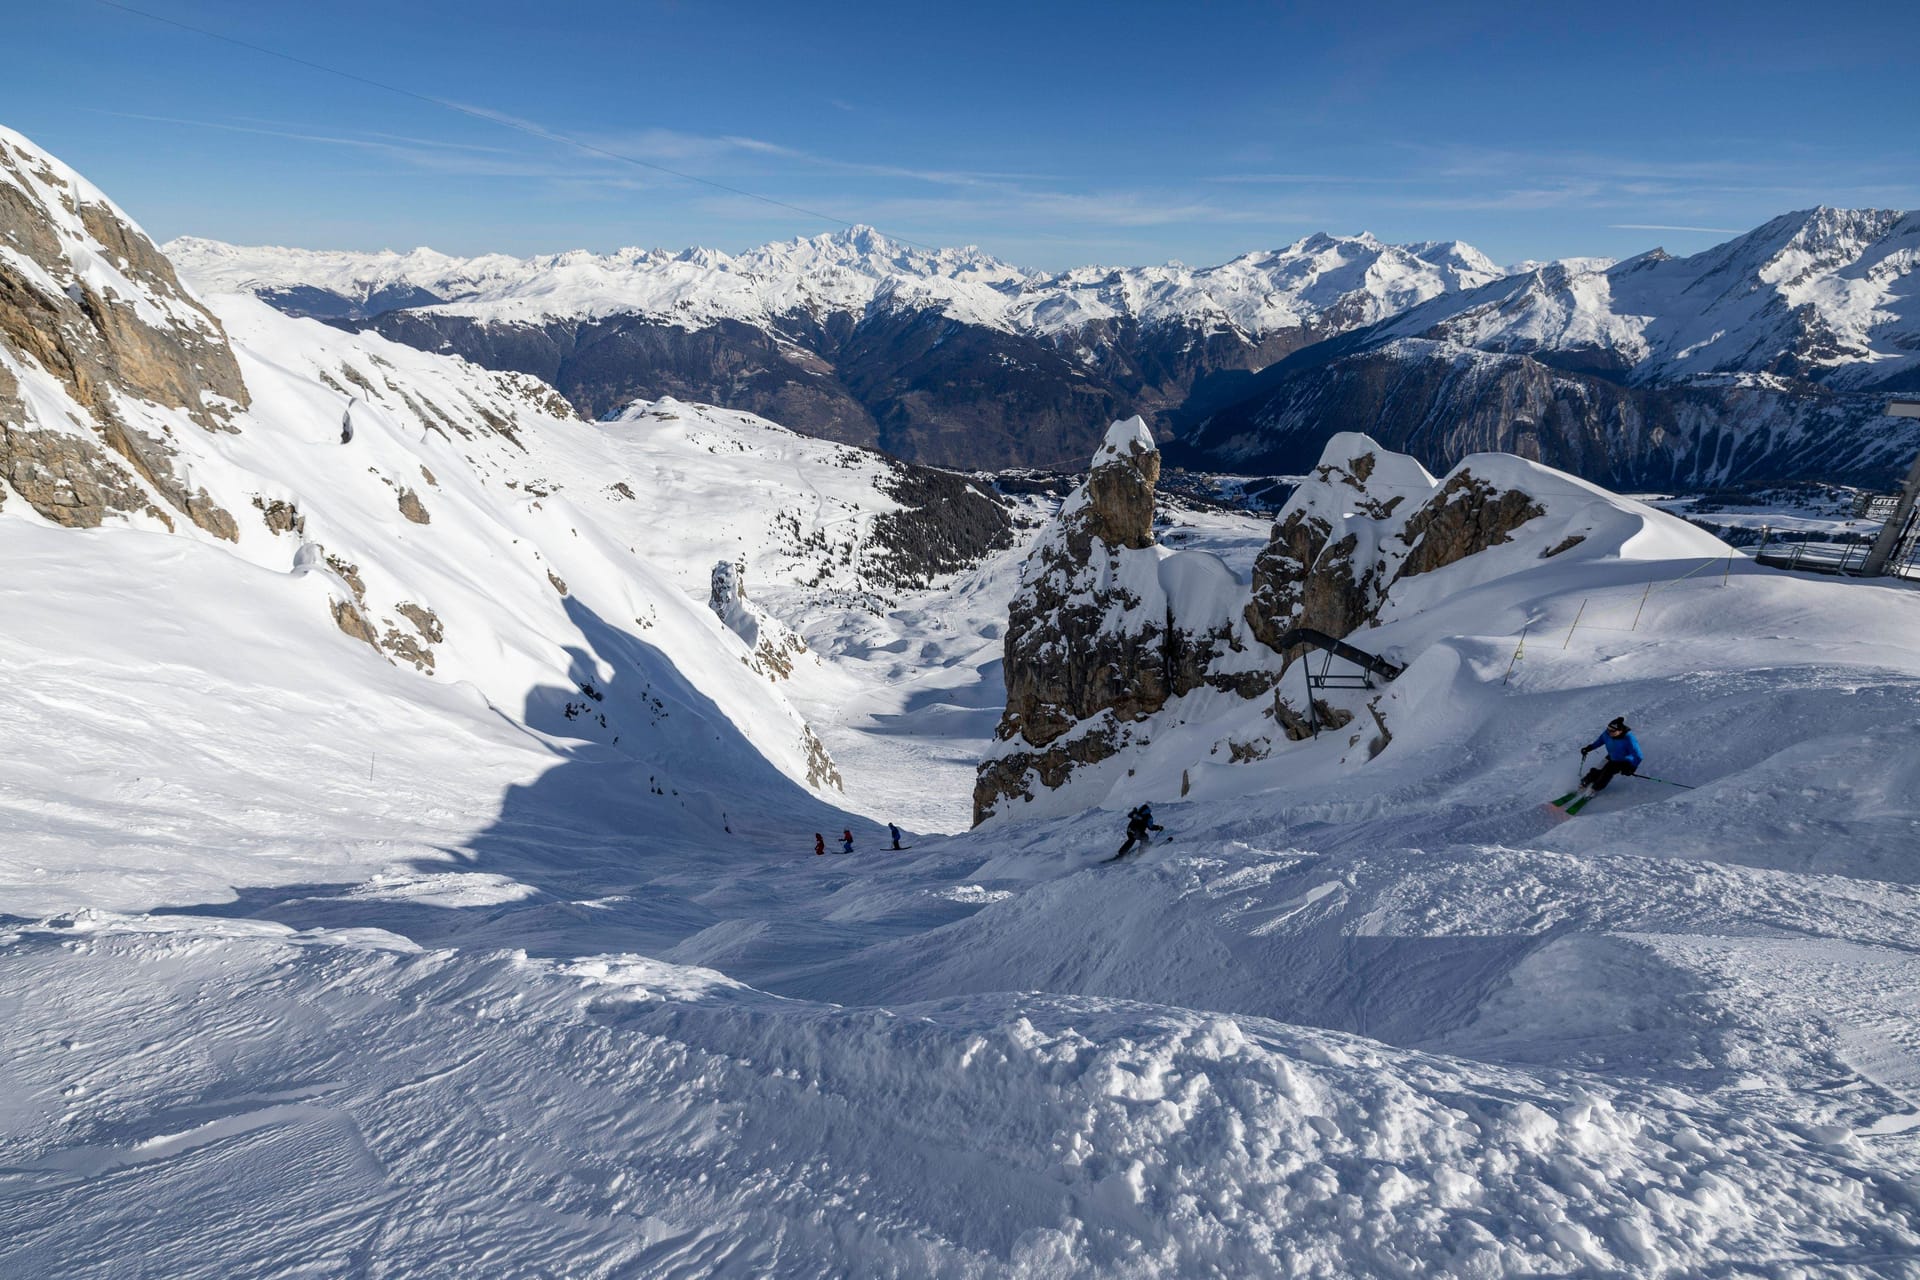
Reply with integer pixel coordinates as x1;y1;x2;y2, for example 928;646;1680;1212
1628;774;1696;790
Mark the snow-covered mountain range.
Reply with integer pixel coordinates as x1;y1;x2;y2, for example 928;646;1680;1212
1182;207;1920;488
173;209;1920;488
167;228;1507;470
168;226;1504;339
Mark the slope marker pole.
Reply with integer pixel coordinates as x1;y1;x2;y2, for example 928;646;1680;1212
1502;626;1528;686
1630;580;1654;631
1562;600;1587;649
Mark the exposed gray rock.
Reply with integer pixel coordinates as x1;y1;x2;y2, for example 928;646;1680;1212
1396;472;1546;580
396;602;443;644
0;131;247;538
330;598;380;649
710;558;809;682
975;418;1264;823
1244;437;1432;658
253;496;305;536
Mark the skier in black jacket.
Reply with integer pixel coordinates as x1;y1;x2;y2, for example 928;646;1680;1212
1113;804;1163;859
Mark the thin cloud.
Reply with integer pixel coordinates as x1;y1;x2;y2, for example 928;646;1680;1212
90;109;659;186
1208;173;1405;186
1611;223;1744;233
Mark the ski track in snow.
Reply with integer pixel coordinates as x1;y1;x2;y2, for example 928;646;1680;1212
7;448;1920;1273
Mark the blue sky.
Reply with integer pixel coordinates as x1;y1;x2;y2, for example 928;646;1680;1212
7;0;1916;269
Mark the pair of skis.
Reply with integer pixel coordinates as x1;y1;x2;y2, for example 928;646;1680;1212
1103;834;1174;863
1551;760;1691;816
1549;788;1596;816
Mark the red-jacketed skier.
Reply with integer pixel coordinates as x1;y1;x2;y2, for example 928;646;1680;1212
841;829;854;854
814;833;825;857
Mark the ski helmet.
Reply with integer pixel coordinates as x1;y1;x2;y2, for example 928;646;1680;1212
1607;717;1629;733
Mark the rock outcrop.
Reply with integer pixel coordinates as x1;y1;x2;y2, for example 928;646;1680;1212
1244;435;1436;656
1244;434;1551;658
977;428;1625;820
0;126;246;538
974;418;1262;823
710;558;809;681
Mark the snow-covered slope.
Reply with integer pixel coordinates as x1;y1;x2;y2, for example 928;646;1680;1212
9;442;1920;1274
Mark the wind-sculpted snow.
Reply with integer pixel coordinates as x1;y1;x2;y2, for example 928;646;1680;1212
4;913;1914;1278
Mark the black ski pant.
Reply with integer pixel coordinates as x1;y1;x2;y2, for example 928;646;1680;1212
1115;827;1158;857
1582;758;1637;792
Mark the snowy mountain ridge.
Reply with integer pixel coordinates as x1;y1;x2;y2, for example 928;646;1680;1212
1363;206;1920;389
1181;205;1920;488
165;225;1506;340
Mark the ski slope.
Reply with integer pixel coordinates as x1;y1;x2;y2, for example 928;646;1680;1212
8;472;1920;1275
5;125;1920;1278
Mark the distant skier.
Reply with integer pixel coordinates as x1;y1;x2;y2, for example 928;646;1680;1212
889;822;903;851
1111;803;1163;860
814;833;825;857
1576;716;1643;797
842;829;854;855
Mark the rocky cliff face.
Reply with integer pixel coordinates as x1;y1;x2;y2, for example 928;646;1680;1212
974;418;1266;822
0;127;248;536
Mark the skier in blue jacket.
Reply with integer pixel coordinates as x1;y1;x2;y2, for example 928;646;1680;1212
1578;717;1643;795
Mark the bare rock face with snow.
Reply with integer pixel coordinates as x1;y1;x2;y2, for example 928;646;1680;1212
709;558;809;681
1245;434;1562;660
1244;435;1436;654
0;127;246;537
1395;471;1548;580
0;125;855;810
975;418;1260;822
